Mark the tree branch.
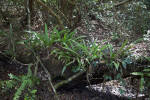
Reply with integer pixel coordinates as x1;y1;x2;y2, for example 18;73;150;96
114;0;133;8
54;70;86;89
33;0;64;30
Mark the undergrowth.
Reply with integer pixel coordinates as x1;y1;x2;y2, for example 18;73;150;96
0;64;40;100
0;24;149;100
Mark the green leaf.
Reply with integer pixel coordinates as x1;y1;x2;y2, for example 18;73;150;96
33;31;43;41
93;40;106;55
145;56;150;61
9;73;21;81
98;52;105;59
112;61;120;70
91;38;98;51
74;36;86;41
143;68;150;72
72;40;88;53
145;73;150;77
103;75;112;80
72;66;81;72
62;60;75;75
117;39;128;55
116;74;121;80
10;24;13;35
27;64;33;77
109;44;113;57
122;61;126;69
67;30;75;39
44;24;49;43
131;72;144;76
50;49;59;55
63;43;79;56
63;33;67;42
30;89;37;94
69;41;75;51
55;28;61;40
97;44;110;54
43;0;47;3
126;57;132;64
61;66;67;75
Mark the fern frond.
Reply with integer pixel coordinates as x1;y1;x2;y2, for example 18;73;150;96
13;80;27;100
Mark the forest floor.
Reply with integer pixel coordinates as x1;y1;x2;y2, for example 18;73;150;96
0;20;150;100
0;62;149;100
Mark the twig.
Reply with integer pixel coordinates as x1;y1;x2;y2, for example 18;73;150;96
54;4;69;23
114;0;133;8
101;0;133;11
34;60;39;77
0;51;31;66
36;56;60;100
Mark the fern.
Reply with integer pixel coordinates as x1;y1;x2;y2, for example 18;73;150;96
13;80;27;100
0;80;16;93
0;64;40;100
13;64;36;100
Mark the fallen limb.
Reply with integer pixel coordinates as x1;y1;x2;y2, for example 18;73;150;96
54;70;86;89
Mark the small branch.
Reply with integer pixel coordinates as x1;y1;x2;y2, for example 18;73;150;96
102;0;133;11
54;4;69;24
54;60;106;89
34;60;39;77
54;70;86;89
0;51;31;66
37;56;60;100
26;0;31;31
67;0;76;5
114;0;133;8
